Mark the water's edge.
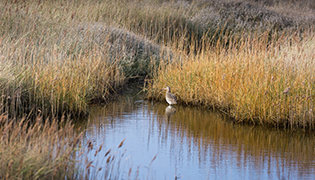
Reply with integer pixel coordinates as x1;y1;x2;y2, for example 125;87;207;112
77;86;315;179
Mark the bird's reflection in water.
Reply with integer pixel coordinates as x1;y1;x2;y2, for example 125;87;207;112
165;105;176;121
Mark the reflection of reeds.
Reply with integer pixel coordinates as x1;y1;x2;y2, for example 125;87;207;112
150;104;315;178
87;95;315;178
148;31;315;129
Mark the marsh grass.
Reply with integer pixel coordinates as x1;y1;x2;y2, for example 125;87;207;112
0;47;125;118
2;0;314;178
97;0;315;47
0;0;169;117
148;31;315;129
0;114;82;179
1;0;315;118
0;114;148;179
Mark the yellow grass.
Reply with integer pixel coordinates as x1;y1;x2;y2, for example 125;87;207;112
0;113;141;179
0;0;315;178
1;0;314;118
148;31;315;129
0;114;82;179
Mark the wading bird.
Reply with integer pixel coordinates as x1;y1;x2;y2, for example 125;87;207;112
282;87;291;94
162;86;177;105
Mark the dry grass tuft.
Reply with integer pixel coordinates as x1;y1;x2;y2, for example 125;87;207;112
0;114;82;179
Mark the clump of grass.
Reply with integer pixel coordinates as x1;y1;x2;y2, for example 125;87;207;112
0;114;82;179
148;30;315;129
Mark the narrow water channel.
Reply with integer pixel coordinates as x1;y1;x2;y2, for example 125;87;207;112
79;86;315;180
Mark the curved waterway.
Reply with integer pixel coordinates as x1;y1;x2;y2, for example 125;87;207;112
78;86;315;180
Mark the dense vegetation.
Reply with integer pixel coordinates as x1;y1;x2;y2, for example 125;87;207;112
148;31;315;129
1;0;315;179
1;0;314;118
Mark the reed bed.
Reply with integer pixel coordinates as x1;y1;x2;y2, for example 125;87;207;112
148;31;315;129
2;0;314;178
0;0;168;117
0;43;125;118
1;0;315;118
0;114;82;179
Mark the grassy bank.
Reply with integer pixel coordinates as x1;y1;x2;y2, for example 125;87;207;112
0;114;81;179
1;0;315;118
0;0;170;118
148;30;315;129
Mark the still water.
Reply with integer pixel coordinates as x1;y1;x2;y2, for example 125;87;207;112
79;87;315;180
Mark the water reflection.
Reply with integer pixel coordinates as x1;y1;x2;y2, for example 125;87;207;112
81;89;315;180
165;106;176;121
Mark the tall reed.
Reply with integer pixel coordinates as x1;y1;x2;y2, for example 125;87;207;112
0;0;160;117
1;0;314;118
0;114;82;179
148;31;315;129
1;0;315;120
0;114;147;179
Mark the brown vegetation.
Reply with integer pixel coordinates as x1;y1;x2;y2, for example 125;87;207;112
1;0;314;118
147;30;315;129
0;114;81;179
1;0;315;178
